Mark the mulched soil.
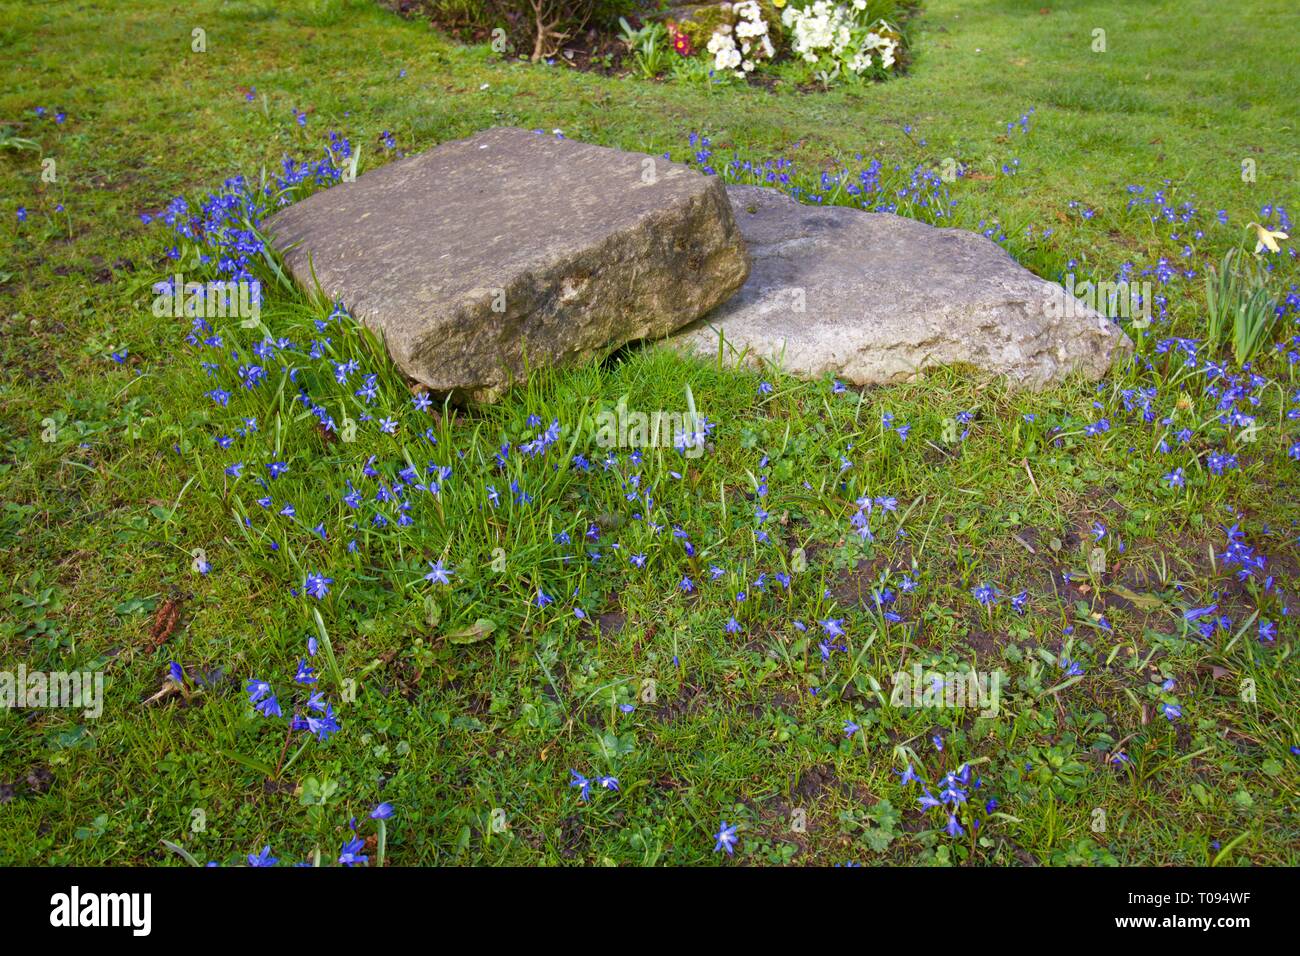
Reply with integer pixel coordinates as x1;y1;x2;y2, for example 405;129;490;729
383;3;912;91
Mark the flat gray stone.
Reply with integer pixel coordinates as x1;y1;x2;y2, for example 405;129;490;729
669;185;1132;389
266;127;749;401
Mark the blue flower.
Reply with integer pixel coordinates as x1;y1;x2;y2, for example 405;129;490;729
246;678;271;703
302;705;339;741
569;769;591;801
370;803;394;820
819;618;846;637
304;571;332;600
713;821;739;855
338;837;368;867
247;845;278;867
424;559;454;585
939;776;968;805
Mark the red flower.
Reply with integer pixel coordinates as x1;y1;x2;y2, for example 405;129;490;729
668;23;693;57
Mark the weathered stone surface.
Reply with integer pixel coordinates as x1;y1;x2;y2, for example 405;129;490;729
266;127;749;401
669;185;1132;389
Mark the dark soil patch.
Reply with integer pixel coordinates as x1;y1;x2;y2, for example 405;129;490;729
828;558;900;608
23;765;54;797
792;763;841;802
597;608;626;636
558;813;587;859
961;628;1002;661
261;778;295;797
654;682;705;722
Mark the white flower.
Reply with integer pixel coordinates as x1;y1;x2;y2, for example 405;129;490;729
730;1;774;62
707;28;744;72
786;1;896;71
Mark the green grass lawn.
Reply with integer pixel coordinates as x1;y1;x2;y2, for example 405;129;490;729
1;0;1297;866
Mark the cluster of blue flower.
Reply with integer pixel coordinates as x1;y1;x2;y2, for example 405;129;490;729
242;803;391;868
140;117;1297;862
244;634;341;742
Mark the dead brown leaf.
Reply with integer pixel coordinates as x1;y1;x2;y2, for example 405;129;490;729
149;596;184;647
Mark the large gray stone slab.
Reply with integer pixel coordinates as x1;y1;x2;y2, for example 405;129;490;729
669;185;1131;389
266;127;749;401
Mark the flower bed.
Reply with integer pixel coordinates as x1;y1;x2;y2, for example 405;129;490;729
391;0;916;89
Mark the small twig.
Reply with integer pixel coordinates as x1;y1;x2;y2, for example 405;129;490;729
273;719;295;778
1021;458;1040;496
